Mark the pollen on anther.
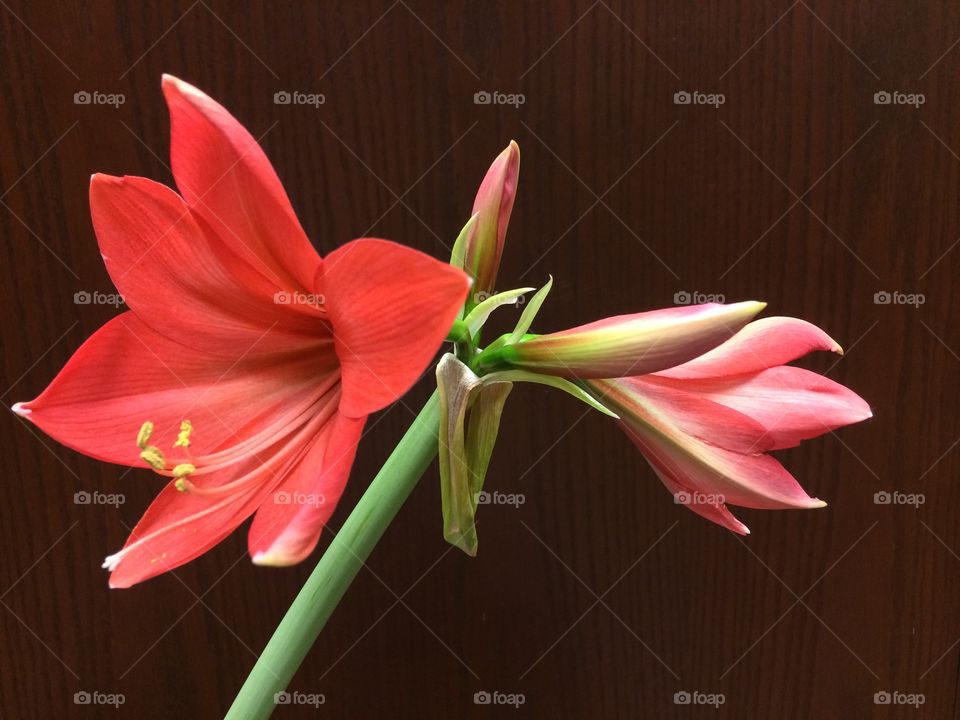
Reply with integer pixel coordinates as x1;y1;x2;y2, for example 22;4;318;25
173;420;193;448
136;421;154;449
140;445;166;471
172;463;195;478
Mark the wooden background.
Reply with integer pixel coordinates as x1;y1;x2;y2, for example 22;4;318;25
0;2;957;717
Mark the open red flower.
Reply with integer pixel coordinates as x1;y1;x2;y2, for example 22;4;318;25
13;76;469;587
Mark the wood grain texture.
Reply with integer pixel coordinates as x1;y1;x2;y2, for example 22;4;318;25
0;1;956;717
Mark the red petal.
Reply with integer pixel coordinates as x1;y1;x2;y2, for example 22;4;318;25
622;417;822;510
104;420;327;588
655;367;872;449
609;377;776;453
105;471;269;588
321;238;470;417
656;317;842;379
90;173;328;356
597;379;823;510
14;312;336;466
646;453;750;535
248;413;365;565
162;75;320;291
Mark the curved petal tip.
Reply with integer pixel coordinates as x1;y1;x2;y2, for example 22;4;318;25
250;550;302;567
11;402;30;416
161;73;203;99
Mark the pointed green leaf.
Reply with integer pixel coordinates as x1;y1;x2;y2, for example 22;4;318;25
507;275;552;344
450;213;479;272
462;287;535;336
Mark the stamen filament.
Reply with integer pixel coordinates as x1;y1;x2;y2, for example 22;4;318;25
164;377;339;473
178;398;337;498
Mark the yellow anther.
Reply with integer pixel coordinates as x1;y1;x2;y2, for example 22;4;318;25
139;446;166;471
174;478;192;493
136;421;155;449
173;420;193;448
172;463;195;478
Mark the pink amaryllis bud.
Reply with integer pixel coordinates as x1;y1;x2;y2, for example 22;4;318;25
463;140;520;297
588;317;872;534
492;301;766;379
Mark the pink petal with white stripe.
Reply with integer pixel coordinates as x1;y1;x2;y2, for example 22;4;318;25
648;367;872;449
656;317;842;380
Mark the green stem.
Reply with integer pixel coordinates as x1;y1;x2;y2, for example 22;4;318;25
225;392;440;720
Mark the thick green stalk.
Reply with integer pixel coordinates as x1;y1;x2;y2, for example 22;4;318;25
225;392;440;720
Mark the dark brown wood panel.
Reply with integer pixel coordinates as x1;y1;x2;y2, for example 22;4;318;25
0;1;956;717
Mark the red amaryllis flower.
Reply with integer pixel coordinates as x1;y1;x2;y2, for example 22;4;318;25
13;76;469;587
588;317;872;534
